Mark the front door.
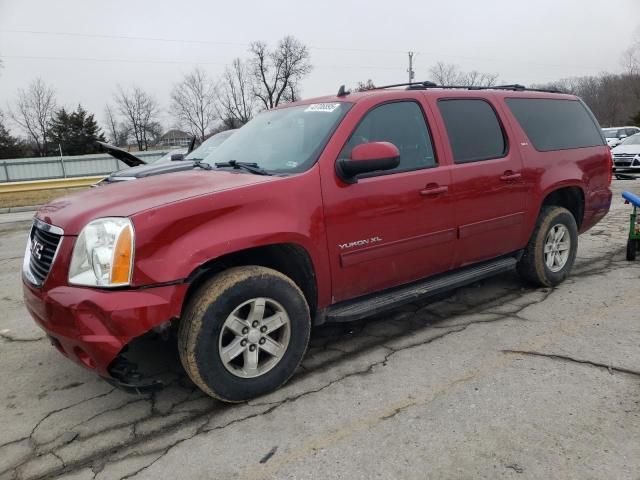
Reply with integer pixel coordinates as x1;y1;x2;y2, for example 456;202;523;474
320;99;456;303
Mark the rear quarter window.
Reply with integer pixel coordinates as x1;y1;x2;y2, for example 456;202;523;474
505;98;604;152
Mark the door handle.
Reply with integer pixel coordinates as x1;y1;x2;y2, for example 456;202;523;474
420;184;449;196
499;171;522;182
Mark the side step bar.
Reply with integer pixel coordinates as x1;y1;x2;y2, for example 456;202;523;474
325;255;518;323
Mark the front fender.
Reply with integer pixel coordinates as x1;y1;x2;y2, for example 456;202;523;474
129;169;332;305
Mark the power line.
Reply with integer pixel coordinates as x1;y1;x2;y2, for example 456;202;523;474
0;54;405;70
0;29;409;55
0;29;609;71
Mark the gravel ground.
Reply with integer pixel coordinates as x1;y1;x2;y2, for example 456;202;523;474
0;180;638;480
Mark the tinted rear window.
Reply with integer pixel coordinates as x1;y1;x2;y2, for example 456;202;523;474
505;98;604;151
437;99;507;163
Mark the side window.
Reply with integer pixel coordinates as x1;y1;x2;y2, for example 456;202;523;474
627;128;639;136
437;99;507;163
505;98;604;151
339;101;436;173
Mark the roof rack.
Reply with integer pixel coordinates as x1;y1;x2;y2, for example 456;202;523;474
367;81;563;94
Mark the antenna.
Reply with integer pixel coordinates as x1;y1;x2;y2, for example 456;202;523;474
337;85;350;97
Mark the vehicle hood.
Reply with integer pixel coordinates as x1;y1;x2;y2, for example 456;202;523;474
97;141;146;167
36;170;278;235
104;160;199;182
612;145;640;155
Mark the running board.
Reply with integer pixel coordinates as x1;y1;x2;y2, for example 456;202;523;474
325;256;518;323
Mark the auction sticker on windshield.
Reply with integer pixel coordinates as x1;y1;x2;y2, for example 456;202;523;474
305;103;341;113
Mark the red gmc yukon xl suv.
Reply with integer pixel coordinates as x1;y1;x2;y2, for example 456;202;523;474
22;83;612;402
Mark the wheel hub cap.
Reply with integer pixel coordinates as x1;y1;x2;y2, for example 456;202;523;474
543;224;570;273
247;329;261;344
218;297;291;379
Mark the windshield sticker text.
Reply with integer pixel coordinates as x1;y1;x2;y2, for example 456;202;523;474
305;103;341;113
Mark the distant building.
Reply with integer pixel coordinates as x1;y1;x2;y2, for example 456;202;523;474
157;129;192;147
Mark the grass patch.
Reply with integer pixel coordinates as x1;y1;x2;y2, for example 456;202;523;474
0;187;89;209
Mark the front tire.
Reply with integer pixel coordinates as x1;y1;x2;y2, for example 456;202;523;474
178;266;311;402
517;206;578;287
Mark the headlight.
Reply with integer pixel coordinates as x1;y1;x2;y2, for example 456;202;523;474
68;218;134;287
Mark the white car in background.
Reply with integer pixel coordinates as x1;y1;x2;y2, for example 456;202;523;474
602;126;640;148
611;133;640;171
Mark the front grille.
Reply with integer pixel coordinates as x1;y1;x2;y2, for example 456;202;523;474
615;160;632;167
614;153;636;158
26;220;63;286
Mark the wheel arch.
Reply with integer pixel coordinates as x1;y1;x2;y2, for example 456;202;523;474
539;184;585;229
182;242;318;319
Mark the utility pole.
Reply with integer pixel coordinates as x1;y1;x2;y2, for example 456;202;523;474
407;51;415;83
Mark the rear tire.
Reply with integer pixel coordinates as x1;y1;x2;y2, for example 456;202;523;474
517;206;578;287
178;266;311;402
627;238;637;261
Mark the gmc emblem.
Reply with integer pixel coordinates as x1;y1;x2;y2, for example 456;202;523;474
31;240;44;260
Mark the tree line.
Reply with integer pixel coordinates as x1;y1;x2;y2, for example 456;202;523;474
1;33;639;160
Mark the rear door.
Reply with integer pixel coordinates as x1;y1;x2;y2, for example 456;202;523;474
429;95;528;267
320;98;456;302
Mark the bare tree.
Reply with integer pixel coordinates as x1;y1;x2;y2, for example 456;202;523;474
354;79;376;92
428;62;498;87
103;104;125;146
249;36;312;109
429;62;464;85
170;68;217;141
621;28;640;76
460;70;499;87
10;78;57;156
114;85;160;151
216;58;256;128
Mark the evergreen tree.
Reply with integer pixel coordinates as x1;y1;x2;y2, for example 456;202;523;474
0;113;27;159
49;105;106;155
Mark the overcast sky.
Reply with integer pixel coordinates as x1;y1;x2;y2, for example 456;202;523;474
1;0;639;134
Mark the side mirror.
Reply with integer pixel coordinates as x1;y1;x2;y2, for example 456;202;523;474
619;134;627;139
171;153;185;161
336;142;400;184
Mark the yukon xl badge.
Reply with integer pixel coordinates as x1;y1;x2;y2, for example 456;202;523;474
338;237;382;250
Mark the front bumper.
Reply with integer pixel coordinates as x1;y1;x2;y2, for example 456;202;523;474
23;279;188;378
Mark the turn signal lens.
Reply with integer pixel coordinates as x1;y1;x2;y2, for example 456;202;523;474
111;225;133;284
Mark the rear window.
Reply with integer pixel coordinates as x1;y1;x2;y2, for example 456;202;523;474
505;98;604;152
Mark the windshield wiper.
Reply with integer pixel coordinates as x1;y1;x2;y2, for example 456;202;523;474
214;160;271;176
191;159;212;170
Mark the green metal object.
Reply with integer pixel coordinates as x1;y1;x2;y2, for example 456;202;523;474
626;203;639;261
630;205;639;239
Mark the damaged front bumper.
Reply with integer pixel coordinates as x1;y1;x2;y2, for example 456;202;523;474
23;279;188;390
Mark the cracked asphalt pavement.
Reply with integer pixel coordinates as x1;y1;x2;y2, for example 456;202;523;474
1;180;639;480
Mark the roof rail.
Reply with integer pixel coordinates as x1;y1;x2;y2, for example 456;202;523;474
365;81;563;94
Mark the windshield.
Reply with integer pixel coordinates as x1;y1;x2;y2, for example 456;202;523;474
620;134;640;146
185;130;235;160
196;102;351;173
603;128;622;139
